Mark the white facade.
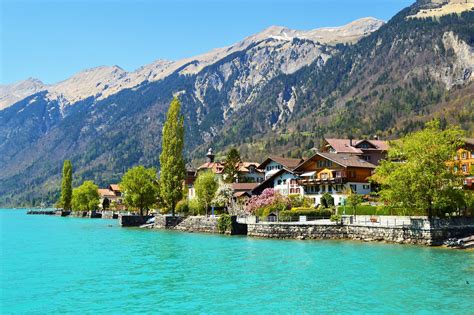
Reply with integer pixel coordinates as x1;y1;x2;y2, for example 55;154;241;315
303;182;371;206
264;161;285;180
272;171;303;196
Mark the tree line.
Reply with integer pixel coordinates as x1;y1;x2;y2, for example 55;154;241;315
58;97;186;216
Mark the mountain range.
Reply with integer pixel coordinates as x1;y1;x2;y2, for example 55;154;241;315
0;0;473;206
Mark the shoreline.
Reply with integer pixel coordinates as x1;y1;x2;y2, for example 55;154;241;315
18;208;474;249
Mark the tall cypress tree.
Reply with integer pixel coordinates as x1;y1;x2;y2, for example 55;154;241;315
159;97;185;215
60;160;73;210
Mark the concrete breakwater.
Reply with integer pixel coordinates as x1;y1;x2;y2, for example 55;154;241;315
247;217;474;245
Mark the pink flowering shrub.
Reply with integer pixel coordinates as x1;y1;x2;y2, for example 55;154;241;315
245;188;290;216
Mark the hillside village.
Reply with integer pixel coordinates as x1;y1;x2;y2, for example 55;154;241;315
96;136;474;218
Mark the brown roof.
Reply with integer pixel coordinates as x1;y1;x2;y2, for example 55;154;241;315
295;152;377;171
319;152;377;168
98;189;116;198
323;138;389;154
198;161;263;175
238;162;264;174
258;156;304;170
232;183;259;191
109;184;121;192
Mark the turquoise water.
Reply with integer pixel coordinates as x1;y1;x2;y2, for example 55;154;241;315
1;209;473;314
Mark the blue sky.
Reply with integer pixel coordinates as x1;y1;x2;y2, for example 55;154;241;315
0;0;414;84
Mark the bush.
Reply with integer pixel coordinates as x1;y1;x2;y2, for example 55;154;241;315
176;199;189;215
288;194;313;208
189;199;205;215
321;193;334;208
330;214;341;222
217;214;232;234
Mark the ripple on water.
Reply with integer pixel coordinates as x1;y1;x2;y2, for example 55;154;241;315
1;209;473;313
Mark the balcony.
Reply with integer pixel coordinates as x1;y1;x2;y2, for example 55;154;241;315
297;176;346;186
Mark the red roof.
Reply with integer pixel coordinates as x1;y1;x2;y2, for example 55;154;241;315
323;138;389;154
197;162;225;174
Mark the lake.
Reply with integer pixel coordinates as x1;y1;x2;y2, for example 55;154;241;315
0;209;473;313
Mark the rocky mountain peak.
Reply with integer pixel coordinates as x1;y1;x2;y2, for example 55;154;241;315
0;78;47;110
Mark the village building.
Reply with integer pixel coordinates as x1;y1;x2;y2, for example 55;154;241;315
451;138;474;190
321;138;389;165
293;152;376;206
187;149;264;200
98;184;123;210
258;156;303;180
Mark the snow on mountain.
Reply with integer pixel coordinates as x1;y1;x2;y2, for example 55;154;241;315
0;17;384;111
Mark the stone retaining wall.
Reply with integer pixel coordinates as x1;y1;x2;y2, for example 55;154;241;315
247;222;474;245
171;216;219;233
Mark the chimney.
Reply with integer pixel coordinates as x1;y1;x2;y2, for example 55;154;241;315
349;135;354;147
206;148;215;163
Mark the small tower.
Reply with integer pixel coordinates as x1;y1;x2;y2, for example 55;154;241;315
206;148;215;163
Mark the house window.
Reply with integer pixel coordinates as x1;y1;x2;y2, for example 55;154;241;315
290;179;297;185
315;186;320;193
249;166;255;174
361;155;371;161
462;152;467;159
363;184;370;190
328;185;332;192
350;184;357;192
290;188;295;194
321;186;326;193
317;160;332;168
277;180;282;185
282;179;287;184
454;166;458;172
296;188;300;194
462;164;468;173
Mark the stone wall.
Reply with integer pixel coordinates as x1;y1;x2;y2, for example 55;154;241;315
172;216;219;233
154;215;184;229
247;220;474;245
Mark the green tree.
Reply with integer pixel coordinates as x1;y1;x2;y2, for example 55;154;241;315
60;160;73;210
159;97;186;215
223;148;241;183
120;166;159;216
372;120;464;217
347;193;363;217
194;171;218;216
72;181;99;211
321;193;335;208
